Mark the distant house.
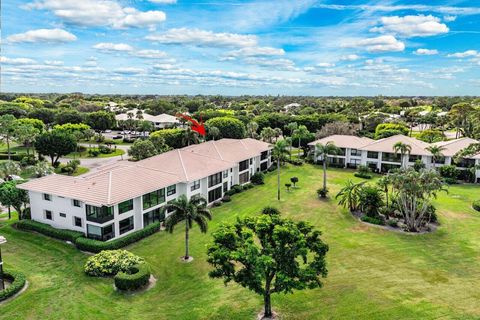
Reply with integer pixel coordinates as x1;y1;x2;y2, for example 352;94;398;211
115;109;181;129
309;134;480;182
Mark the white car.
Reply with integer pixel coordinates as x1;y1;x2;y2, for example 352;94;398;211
104;129;112;133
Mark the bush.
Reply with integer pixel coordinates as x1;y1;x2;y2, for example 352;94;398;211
243;183;254;190
262;207;280;215
77;145;87;153
439;165;459;180
20;155;37;167
250;172;265;185
75;222;160;253
287;158;303;166
84;250;144;277
88;149;100;157
0;270;26;301
387;219;398;228
16;220;84;242
317;188;329;198
473;200;480;212
0;153;24;161
221;195;231;202
443;177;458;185
354;172;372;179
231;184;243;194
98;145;113;154
361;215;385;225
212;201;222;207
114;263;151;291
290;176;299;187
267;165;276;172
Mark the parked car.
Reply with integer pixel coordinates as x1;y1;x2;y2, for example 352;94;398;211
104;129;112;133
112;135;122;139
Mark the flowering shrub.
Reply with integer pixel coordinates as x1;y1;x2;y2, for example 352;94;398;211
84;250;144;277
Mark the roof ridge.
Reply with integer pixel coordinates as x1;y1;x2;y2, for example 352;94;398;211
212;141;224;160
177;149;189;181
107;171;112;204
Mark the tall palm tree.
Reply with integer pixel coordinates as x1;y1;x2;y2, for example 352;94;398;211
292;125;310;156
246;121;259;139
163;195;212;261
315;142;341;196
336;180;366;212
425;145;445;171
272;140;290;201
393;142;412;168
182;127;199;146
376;176;391;207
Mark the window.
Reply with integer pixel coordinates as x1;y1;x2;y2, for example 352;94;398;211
223;182;228;194
261;162;268;171
143;208;165;227
45;210;53;220
142;189;165;210
367;151;379;159
119;216;134;235
86;205;114;223
409;155;421;163
73;199;81;207
167;185;176;196
250;158;253;165
87;224;115;241
208;172;222;188
382;152;401;163
191;180;200;191
43;193;52;201
118;199;134;214
261;151;268;160
59;212;66;218
239;160;249;171
223;170;228;178
208;186;222;203
351;149;361;157
74;217;82;227
239;172;250;184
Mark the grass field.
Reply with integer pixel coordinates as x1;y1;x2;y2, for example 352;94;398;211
1;165;480;319
65;147;125;159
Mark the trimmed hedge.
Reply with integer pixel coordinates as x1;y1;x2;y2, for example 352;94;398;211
354;172;373;179
16;220;83;243
473;200;480;212
84;250;144;277
114;263;151;291
361;215;385;226
75;222;161;253
0;270;26;301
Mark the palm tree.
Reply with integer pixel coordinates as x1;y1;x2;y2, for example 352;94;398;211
336;180;366;212
376;176;391;207
292;125;310;156
273;128;282;142
393;142;412;168
285;136;293;160
182;127;199;146
272;140;290;201
163;195;212;261
425;145;445;171
260;127;276;143
246;121;259;139
315;142;341;196
135;110;144;120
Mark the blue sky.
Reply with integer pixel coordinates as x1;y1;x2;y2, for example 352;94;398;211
2;0;480;95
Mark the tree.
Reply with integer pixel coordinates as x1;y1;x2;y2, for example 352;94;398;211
128;139;157;161
388;169;446;232
149;135;172;155
272;140;289;201
0;180;29;220
285;183;291;192
149;128;184;149
28;108;56;126
0;161;21;181
208;126;220;141
15;118;45;132
207;208;328;319
136;120;154;137
315;121;357;139
290;176;298;187
260;127;276;143
358;186;384;217
449;102;474;138
163;195;212;261
0;114;18;160
246;121;259;139
31;161;54;178
273;128;282;142
376;176;391;207
425;145;445;171
14;123;40;156
374;123;409;139
35;130;77;166
336;180;366;212
284;122;298;136
393;142;412;168
86;111;116;131
417;129;445;143
205;117;245;139
182;127;199;146
55;110;84;125
315;142;341;197
292;125;310;153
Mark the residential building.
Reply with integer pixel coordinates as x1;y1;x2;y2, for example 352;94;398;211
309;134;480;181
19;138;272;241
115;109;181;129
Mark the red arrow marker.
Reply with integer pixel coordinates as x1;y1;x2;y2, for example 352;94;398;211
176;113;206;136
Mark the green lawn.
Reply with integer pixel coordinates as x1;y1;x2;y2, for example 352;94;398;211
65;147;125;159
53;165;90;176
1;165;480;319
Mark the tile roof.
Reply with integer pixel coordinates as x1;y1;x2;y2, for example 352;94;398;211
308;135;374;149
432;137;479;157
358;134;432;155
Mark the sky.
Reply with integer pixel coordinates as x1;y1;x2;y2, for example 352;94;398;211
2;0;480;96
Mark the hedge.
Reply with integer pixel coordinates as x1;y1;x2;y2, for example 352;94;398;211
354;172;373;179
473;200;480;212
0;153;24;161
114;263;151;291
16;220;84;243
0;270;26;301
75;222;161;253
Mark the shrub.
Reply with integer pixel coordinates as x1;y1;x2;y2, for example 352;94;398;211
290;177;299;187
0;153;24;161
16;220;84;242
287;158;303;166
212;201;222;207
285;183;292;191
267;165;276;172
443;177;458;185
77;145;87;153
84;250;144;277
98;145;113;154
250;172;265;185
0;270;26;301
243;183;254;190
317;188;329;198
361;215;385;225
231;184;243;194
387;219;398;228
114;263;151;291
20;155;37;167
261;206;280;215
354;172;372;179
221;195;231;202
439;165;459;180
88;149;100;157
75;222;160;253
473;200;480;212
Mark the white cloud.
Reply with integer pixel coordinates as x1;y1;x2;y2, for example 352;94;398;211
7;28;77;43
132;49;168;59
243;57;296;70
225;47;285;57
24;0;166;29
343;35;405;52
0;56;37;65
93;42;134;52
314;4;480;16
149;0;176;3
370;15;449;37
340;54;360;61
443;15;457;22
414;48;439;55
113;67;145;74
146;28;258;47
44;60;64;65
447;50;479;58
317;62;335;67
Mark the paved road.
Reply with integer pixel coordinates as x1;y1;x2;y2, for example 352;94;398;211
59;143;131;172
